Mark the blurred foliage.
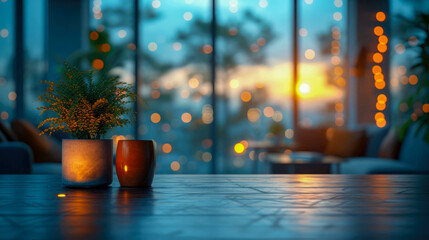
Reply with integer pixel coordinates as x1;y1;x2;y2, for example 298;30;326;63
268;121;285;135
177;10;275;71
63;29;129;72
398;12;429;142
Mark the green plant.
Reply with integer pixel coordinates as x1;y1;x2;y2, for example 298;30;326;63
398;12;429;142
268;121;285;136
38;63;136;139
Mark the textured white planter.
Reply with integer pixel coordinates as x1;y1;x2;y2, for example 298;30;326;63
62;139;113;188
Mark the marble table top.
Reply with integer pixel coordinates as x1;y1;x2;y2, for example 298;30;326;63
0;174;428;239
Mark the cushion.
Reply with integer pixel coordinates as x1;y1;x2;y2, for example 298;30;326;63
294;127;328;153
0;129;7;142
341;157;427;174
10;119;61;163
0;121;18;141
399;124;429;171
378;128;402;159
364;125;389;157
325;129;367;158
0;142;33;174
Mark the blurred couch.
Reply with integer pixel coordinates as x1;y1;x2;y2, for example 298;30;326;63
341;124;429;174
267;124;429;175
0;120;62;175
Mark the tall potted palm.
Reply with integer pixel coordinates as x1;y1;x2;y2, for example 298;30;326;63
38;63;135;187
398;12;429;142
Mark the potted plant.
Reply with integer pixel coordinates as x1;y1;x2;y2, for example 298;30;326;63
38;63;135;187
398;12;429;142
268;121;286;145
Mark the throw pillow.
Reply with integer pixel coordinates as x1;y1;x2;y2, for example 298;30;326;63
325;128;367;158
10;119;61;163
378;128;402;159
0;121;18;141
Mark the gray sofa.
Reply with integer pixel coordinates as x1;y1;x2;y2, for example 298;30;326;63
341;124;429;174
0;142;33;174
0;142;62;174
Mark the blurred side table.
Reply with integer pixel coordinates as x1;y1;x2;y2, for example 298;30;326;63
266;152;345;174
247;141;294;173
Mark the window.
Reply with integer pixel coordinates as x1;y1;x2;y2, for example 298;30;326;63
298;0;347;128
0;0;15;122
139;0;213;173
4;0;400;174
217;0;293;173
24;0;47;122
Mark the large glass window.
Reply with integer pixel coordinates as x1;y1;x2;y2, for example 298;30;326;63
24;0;47;123
7;0;411;174
139;0;212;173
217;0;293;173
0;0;15;122
298;0;347;128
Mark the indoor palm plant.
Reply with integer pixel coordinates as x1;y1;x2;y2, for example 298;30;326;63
38;63;135;187
398;12;429;142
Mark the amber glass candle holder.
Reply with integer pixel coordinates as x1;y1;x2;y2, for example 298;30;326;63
116;140;156;187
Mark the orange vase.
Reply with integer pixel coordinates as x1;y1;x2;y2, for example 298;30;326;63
116;140;156;187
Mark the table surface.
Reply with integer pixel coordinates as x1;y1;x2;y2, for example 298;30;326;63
1;175;428;240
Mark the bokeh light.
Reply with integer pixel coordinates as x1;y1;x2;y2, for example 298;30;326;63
298;83;310;95
90;31;99;40
409;75;418;85
379;35;388;44
151;113;161;123
376;12;386;22
8;91;16;101
263;106;274;118
181;112;192;123
100;43;111;52
0;112;8;120
184;12;193;21
423;104;429;113
152;0;161;8
395;44;405;54
148;42;158;51
247;108;261;122
118;30;127;38
372;53;383;63
170;161;180;171
202;44;213;54
373;26;384;36
92;59;104;70
229;79;239;89
162;143;172;153
188;78;199;88
234;143;245;154
304;49;315;60
240;91;252;102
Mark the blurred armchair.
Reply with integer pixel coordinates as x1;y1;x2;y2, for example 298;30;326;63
0;142;33;174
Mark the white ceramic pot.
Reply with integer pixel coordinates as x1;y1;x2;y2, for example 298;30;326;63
62;139;113;188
